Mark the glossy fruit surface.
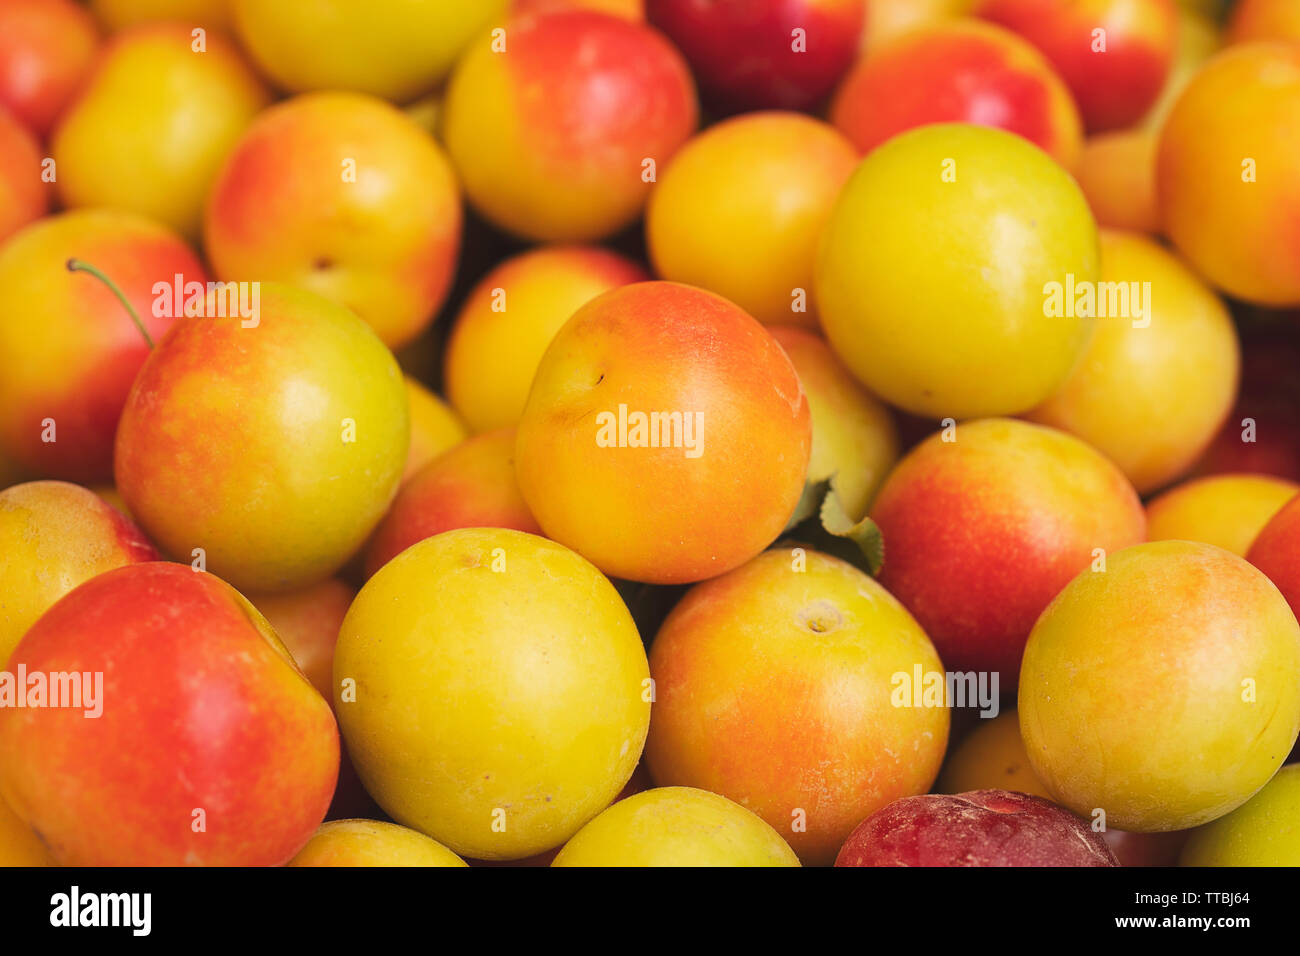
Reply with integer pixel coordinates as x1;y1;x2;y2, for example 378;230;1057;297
336;528;650;860
1020;541;1300;831
0;562;339;866
516;281;810;584
816;123;1098;418
115;283;409;593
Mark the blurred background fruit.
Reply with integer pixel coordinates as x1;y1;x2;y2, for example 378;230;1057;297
1074;131;1160;234
1158;42;1300;306
51;24;270;239
401;377;467;483
1145;473;1300;555
769;326;898;519
0;209;207;482
1226;0;1300;45
231;0;507;101
444;245;646;433
862;0;977;53
514;0;643;17
1025;230;1239;494
204;91;462;349
1140;1;1220;129
833;19;1083;169
90;0;233;32
442;10;697;241
364;428;541;578
938;711;1052;798
0;106;47;243
0;0;99;137
976;0;1179;132
251;578;355;702
646;0;864;113
647;111;857;328
0;791;54;866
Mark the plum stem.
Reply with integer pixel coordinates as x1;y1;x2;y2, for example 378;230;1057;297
66;258;153;349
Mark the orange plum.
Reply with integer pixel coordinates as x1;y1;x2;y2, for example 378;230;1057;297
768;326;898;519
1025;230;1240;494
861;0;977;52
646;111;858;329
1145;473;1300;556
1158;42;1300;306
250;578;356;702
514;0;642;17
1140;3;1220;130
1075;130;1160;234
90;0;233;31
937;711;1053;799
1227;0;1300;45
402;377;467;484
645;548;949;865
290;820;467;867
515;281;811;585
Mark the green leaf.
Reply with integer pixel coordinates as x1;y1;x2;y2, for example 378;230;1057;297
783;476;832;533
780;475;885;577
818;484;885;577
